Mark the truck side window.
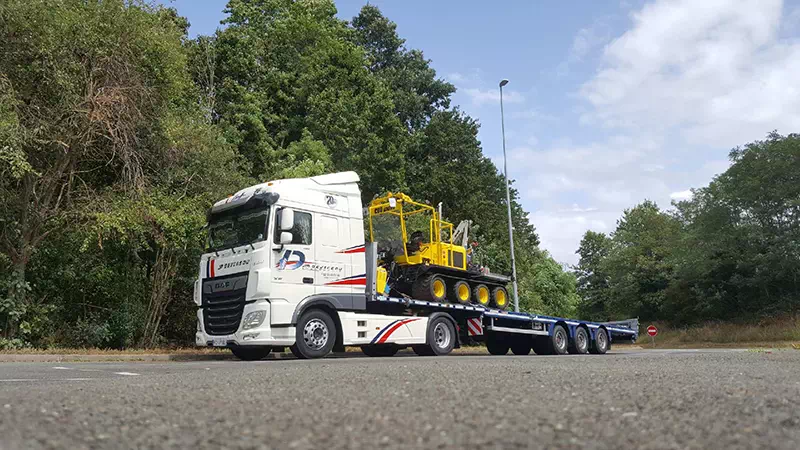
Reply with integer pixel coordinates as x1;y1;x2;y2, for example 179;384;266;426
275;210;313;245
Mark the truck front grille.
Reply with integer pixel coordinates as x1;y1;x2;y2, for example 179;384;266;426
202;274;248;336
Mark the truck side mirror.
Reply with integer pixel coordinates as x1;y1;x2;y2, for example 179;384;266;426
279;231;293;245
279;208;294;231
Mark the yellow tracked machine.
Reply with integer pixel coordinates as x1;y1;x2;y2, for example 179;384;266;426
367;192;511;309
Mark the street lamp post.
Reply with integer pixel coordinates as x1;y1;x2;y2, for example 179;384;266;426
499;79;520;312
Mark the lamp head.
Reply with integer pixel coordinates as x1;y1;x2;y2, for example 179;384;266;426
499;79;509;87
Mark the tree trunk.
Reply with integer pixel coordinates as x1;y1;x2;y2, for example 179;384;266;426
139;247;177;348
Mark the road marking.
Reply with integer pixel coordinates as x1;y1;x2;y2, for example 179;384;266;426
0;378;93;382
114;372;139;376
52;366;71;370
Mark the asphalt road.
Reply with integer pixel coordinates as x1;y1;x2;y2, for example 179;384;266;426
1;349;798;449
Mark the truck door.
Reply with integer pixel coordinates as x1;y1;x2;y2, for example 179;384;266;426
272;208;315;300
314;214;350;291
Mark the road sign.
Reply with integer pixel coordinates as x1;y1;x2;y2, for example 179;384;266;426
647;325;658;337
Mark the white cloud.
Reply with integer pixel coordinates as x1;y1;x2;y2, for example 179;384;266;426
446;72;465;83
518;0;800;265
463;88;525;106
669;190;693;201
580;0;800;148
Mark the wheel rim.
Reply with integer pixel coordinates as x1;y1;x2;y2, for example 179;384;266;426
495;289;507;307
457;284;469;301
433;322;451;349
577;330;587;351
477;287;489;305
555;329;566;351
598;331;607;350
303;318;329;350
433;279;445;299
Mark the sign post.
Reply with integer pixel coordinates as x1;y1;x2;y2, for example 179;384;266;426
647;325;658;348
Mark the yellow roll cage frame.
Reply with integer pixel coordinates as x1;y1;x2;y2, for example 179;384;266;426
367;192;464;269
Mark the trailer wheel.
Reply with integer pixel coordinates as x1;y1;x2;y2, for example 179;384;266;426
230;346;271;361
291;309;336;359
361;344;399;357
450;280;471;305
485;333;509;355
473;284;491;306
568;327;590;354
590;328;609;354
531;336;551;355
550;324;569;355
413;274;448;302
492;287;509;310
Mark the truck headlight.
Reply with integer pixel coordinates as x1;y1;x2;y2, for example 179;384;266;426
193;280;201;305
242;310;266;330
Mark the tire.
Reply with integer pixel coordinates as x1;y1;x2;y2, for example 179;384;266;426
590;328;609;354
472;284;490;307
412;345;434;356
492;286;510;310
450;280;471;305
550;324;569;355
486;333;509;355
510;339;532;356
531;336;552;355
230;346;271;361
361;344;399;357
290;309;336;359
412;274;448;302
568;327;590;354
425;316;455;356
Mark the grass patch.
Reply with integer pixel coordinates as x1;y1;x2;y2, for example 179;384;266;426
632;315;800;348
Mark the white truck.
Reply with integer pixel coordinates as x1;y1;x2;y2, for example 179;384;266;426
194;171;638;360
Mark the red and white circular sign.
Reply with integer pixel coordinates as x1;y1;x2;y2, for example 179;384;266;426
647;325;658;337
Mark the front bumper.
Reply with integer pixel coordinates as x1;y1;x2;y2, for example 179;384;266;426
195;300;296;347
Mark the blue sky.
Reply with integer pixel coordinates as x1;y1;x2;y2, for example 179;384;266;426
158;0;800;265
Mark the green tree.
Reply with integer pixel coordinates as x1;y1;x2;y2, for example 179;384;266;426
668;132;800;321
574;231;613;320
351;5;455;131
604;201;680;320
212;0;406;198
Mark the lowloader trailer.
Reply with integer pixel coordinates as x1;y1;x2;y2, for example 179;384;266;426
194;171;638;360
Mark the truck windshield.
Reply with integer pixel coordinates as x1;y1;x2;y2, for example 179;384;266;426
207;208;270;252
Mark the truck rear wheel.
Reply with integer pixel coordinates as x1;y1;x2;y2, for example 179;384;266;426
492;287;509;310
361;344;399;357
590;328;609;354
291;309;336;359
230;346;271;361
550;324;569;355
413;274;448;303
473;284;490;307
426;316;455;356
485;333;509;355
568;327;590;354
450;280;471;305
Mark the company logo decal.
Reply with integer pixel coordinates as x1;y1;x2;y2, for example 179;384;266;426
325;195;337;208
277;250;306;270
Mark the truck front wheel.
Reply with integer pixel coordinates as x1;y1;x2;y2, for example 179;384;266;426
291;309;336;359
230;346;272;361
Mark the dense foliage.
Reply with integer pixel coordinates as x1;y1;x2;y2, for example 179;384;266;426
0;0;576;348
575;132;800;324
